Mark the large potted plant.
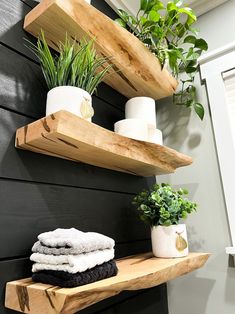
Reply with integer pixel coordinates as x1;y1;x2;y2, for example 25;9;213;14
116;0;208;120
27;31;113;121
133;183;197;258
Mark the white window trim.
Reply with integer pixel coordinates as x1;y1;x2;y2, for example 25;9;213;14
199;41;235;255
105;0;229;16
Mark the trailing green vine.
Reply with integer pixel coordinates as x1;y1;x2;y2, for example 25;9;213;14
116;0;208;120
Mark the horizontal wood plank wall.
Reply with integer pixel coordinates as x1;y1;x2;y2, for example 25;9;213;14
0;0;168;313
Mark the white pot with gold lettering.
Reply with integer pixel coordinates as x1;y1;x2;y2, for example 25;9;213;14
151;224;188;258
46;86;94;121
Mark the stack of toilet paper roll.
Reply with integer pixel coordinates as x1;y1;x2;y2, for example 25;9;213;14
114;97;163;145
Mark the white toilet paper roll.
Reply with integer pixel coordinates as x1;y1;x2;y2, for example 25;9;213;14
125;97;157;128
114;119;149;141
148;128;163;145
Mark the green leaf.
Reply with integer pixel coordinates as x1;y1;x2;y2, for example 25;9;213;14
115;18;126;28
179;7;197;25
167;49;178;74
117;9;130;22
152;26;162;38
185;66;197;73
146;0;162;12
195;38;208;51
167;2;178;11
129;16;138;25
184;35;196;44
175;48;184;60
148;10;160;22
174;0;183;6
143;37;153;45
175;23;185;38
194;103;205;120
185;100;194;107
140;16;148;25
111;0;207;122
187;47;200;60
152;2;165;10
141;0;148;11
26;32;113;95
186;60;197;67
164;219;172;226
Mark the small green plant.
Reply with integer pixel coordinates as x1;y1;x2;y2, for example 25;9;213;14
115;0;208;120
133;183;197;226
26;31;113;95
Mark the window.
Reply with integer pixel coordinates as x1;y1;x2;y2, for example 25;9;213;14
223;69;235;148
199;42;235;253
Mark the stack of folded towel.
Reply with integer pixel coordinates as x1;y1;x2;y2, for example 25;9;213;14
30;228;118;288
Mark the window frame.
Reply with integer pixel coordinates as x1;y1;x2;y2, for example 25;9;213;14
199;42;235;250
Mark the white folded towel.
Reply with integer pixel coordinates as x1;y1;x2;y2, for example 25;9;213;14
31;248;114;273
35;228;114;254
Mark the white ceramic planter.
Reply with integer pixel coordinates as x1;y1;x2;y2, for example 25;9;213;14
125;97;157;128
114;119;149;141
151;224;189;258
148;127;163;145
46;86;94;121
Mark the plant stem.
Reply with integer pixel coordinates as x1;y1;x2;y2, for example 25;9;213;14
132;9;141;35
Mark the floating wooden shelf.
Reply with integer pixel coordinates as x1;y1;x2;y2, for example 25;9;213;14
5;252;209;314
15;111;192;176
23;0;178;99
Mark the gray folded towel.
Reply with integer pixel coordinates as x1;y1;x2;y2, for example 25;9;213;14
32;228;115;255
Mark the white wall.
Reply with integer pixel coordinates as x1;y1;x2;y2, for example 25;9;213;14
156;1;235;313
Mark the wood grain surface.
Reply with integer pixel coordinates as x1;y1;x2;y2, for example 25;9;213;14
0;108;155;193
15;110;192;176
23;0;178;99
5;252;210;314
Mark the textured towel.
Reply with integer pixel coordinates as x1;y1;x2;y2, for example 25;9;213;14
32;260;118;288
36;228;114;254
31;248;114;273
32;241;82;256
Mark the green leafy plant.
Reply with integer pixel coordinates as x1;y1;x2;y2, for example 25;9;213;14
26;31;113;95
133;183;197;226
116;0;208;120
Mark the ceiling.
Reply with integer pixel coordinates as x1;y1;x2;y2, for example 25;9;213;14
105;0;229;17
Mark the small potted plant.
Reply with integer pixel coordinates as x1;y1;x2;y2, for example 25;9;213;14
115;0;208;120
133;183;197;258
27;31;113;121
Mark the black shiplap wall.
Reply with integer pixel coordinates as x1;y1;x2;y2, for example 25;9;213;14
0;1;168;313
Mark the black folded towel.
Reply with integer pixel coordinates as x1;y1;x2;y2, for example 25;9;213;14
32;260;118;288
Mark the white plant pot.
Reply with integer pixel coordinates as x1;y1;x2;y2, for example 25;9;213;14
125;97;157;128
151;224;189;258
148;127;163;145
114;119;149;141
46;86;93;121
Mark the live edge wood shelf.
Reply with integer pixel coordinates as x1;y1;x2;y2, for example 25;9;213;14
23;0;178;99
15;111;192;176
5;252;210;314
